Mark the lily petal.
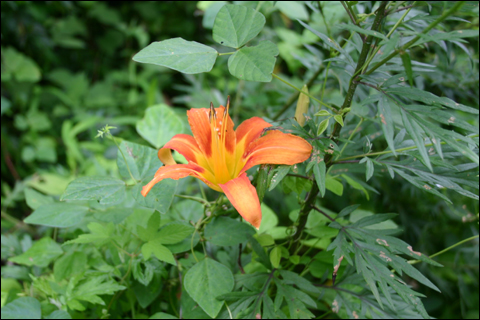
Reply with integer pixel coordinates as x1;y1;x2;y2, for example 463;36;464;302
158;148;176;166
240;130;312;174
219;172;262;230
162;134;213;172
141;162;219;197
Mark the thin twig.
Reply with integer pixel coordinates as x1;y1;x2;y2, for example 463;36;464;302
238;243;245;274
311;205;335;222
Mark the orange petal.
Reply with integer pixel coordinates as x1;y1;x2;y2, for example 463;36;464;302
158;148;176;165
162;134;213;172
219;173;262;230
240;130;312;174
187;108;213;157
141;163;218;196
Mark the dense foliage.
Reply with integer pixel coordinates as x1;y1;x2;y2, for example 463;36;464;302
1;1;479;319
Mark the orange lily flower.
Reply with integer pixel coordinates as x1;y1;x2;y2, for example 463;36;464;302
141;98;312;229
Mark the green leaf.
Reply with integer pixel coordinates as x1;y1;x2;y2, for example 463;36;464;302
333;115;344;127
350;213;398;228
1;47;41;83
132;38;218;74
315;110;331;117
325;177;343;196
1;96;12;115
137;212;161;242
365;157;374;181
400;51;414;87
61;177;126;205
9;238;63;268
400;109;432;171
93;207;133;224
313;161;326;197
270;246;282;268
278;270;319;294
24;188;54;210
341;174;370;199
155;222;194;244
1;297;41;319
268;165;290;191
337;204;360;219
212;4;266;48
71;276;126;305
149;312;178;319
378;95;396;156
53;252;87;281
336;24;388;41
258;203;279;234
63;222;115;246
133;178;177;214
24;203;88;228
317;118;330;136
117;140;161;181
204;217;256;246
142;240;176;265
184;258;235;318
136;104;185;149
228;40;279;82
45;310;71;319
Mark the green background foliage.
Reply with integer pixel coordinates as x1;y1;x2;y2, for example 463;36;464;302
1;1;479;319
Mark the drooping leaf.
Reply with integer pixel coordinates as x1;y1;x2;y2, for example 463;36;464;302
132;38;218;74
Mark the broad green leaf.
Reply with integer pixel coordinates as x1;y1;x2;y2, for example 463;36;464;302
256;233;275;247
117;140;161;181
93;207;133;224
132;38;218;74
275;1;309;21
71;276;126;305
61;177;126;205
1;297;41;319
1;47;41;83
24;188;54;210
268;165;290;191
400;109;432;171
9;238;63;268
53;252;87;281
270;246;282;268
212;4;266;48
313;161;326;197
325;177;343;196
155;222;194;244
136;104;185;149
133;178;177;214
336;24;388;41
228;40;279;82
142;240;176;265
317;118;330;136
378;95;396;156
204;217;256;246
24;203;88;228
400;51;414;87
258;203;279;234
63;222;115;246
45;310;72;319
184;258;234;318
137;212;160;242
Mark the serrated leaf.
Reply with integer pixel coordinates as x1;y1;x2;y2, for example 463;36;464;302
71;276;126;305
1;297;41;319
8;238;63;268
378;95;396;156
278;270;319;294
204;217;255;246
117;141;161;181
142;240;176;265
313;161;326;197
136;104;185;149
317;118;330;136
337;204;360;219
341;174;369;199
155;222;194;245
24;203;88;228
132;38;217;74
184;258;234;318
53;252;87;281
400;51;414;87
61;177;125;205
336;24;389;41
400;109;432;171
213;4;266;48
228;40;279;82
63;222;114;246
349;213;397;228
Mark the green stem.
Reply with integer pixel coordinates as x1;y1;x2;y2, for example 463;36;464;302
409;235;479;265
361;2;415;73
110;135;137;183
175;194;210;206
1;211;35;233
365;1;465;76
272;73;336;112
218;52;235;56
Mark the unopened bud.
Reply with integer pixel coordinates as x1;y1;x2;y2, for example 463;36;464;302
295;84;309;127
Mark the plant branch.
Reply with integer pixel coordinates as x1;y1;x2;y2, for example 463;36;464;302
311;205;335;222
365;1;465;76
